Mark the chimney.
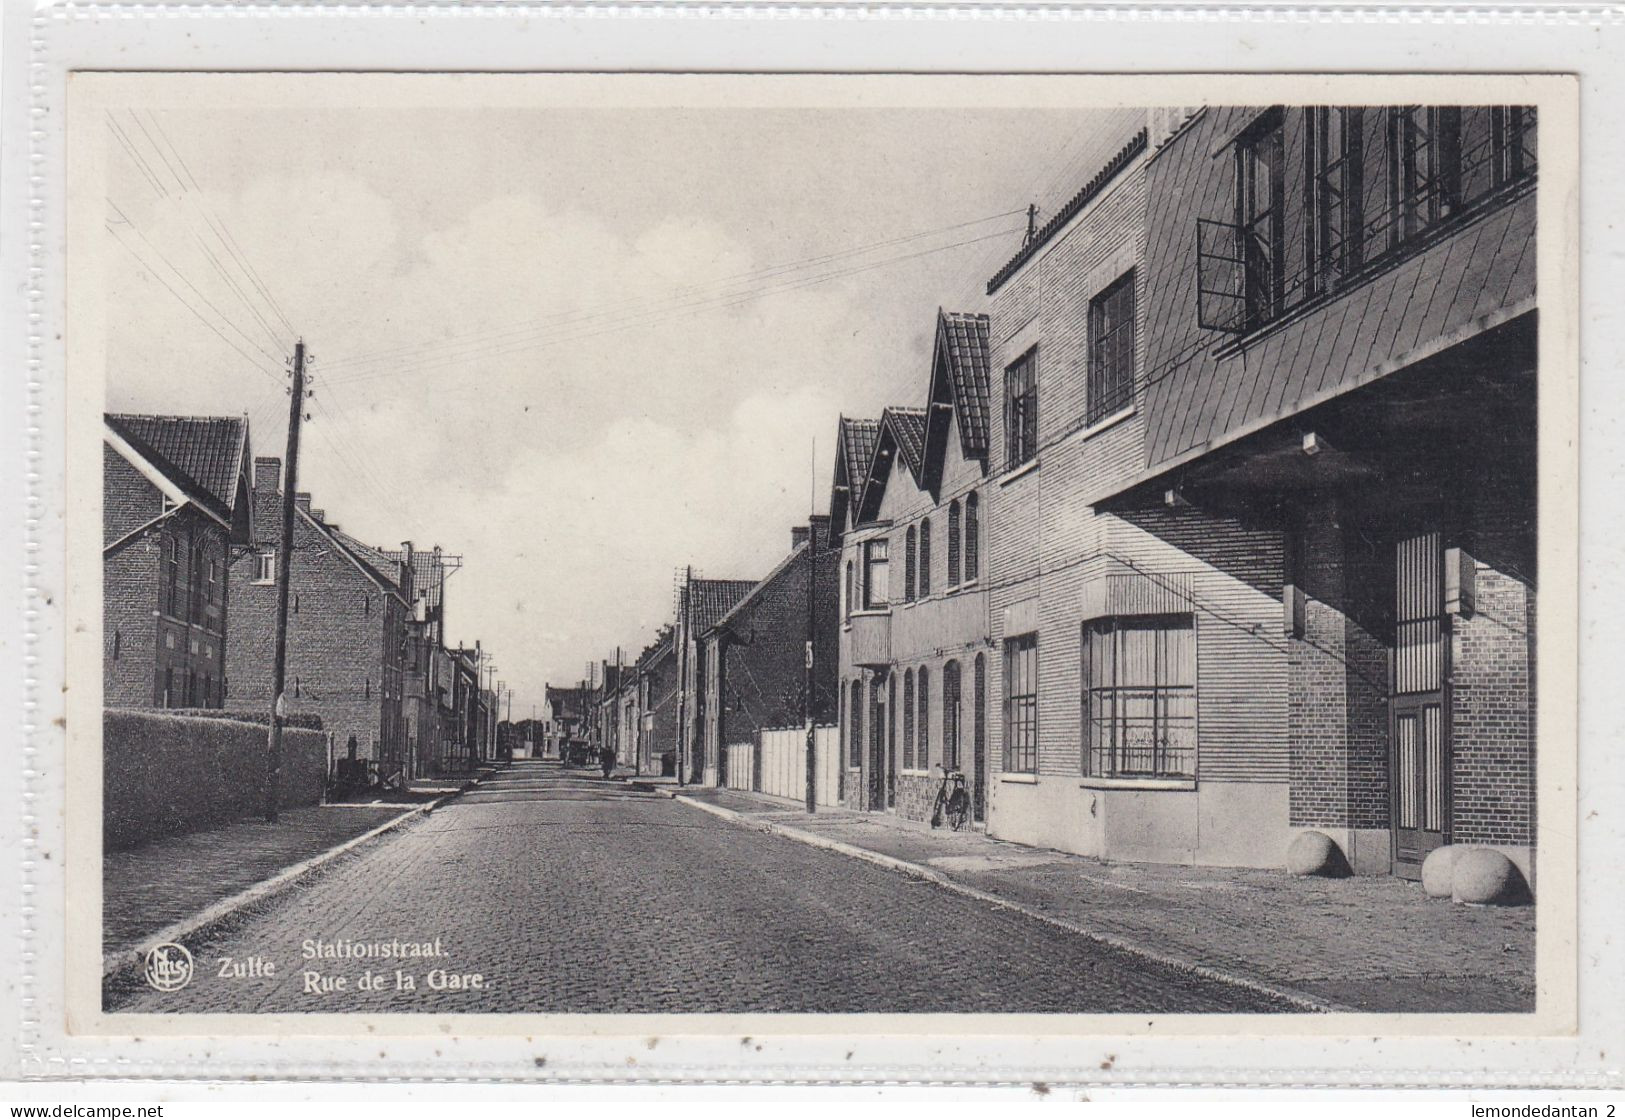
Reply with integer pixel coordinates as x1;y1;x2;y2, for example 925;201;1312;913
254;457;281;497
295;492;313;513
810;513;832;549
791;525;810;551
400;541;414;600
311;508;325;523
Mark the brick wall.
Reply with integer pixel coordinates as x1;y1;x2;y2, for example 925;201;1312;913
1451;562;1535;846
1288;505;1389;830
226;462;399;764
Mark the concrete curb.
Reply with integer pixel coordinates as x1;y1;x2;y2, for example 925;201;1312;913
667;792;1344;1015
102;791;458;982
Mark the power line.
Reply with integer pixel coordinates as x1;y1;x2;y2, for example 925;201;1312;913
103;219;284;384
316;209;1027;376
324;226;1023;389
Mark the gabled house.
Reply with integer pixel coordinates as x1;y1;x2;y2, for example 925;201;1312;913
634;628;679;774
103;413;254;710
674;577;759;785
225;456;411;770
699;518;838;790
542;683;591;760
836;310;995;823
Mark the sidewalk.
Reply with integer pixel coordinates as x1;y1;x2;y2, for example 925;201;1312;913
652;783;1535;1013
103;803;418;956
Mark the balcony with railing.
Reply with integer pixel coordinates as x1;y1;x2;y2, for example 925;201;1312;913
1197;105;1537;338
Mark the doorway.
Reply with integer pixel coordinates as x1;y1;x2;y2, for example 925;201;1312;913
1391;530;1451;876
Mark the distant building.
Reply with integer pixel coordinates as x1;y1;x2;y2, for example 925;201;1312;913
542;683;591;760
634;628;678;774
103;413;254;710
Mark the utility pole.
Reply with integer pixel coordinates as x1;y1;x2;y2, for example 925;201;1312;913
266;339;307;823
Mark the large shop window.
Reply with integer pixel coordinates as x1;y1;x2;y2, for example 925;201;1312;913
1004;349;1038;470
1002;634;1038;774
1083;615;1197;779
1087;270;1137;424
862;538;890;609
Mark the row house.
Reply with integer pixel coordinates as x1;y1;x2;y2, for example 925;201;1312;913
833;312;995;825
389;542;466;779
103;414;254;711
634;629;679;775
674;577;759;785
973;105;1536;885
226;457;411;767
700;517;839;790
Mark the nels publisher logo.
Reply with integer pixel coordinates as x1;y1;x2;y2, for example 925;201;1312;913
143;942;194;992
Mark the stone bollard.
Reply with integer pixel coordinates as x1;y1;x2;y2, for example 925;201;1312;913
1286;830;1351;878
1421;845;1458;899
1451;847;1531;906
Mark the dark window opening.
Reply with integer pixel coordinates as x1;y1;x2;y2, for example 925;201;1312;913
1088;270;1137;424
1004;349;1038;469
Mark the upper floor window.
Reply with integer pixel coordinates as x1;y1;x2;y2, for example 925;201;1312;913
964;492;980;582
1004;349;1038;469
918;517;933;598
862;538;889;609
947;500;962;586
843;560;854;619
1307;107;1363;295
1088;270;1137;424
255;549;276;584
904;525;917;603
1199;104;1536;336
1083;615;1196;779
1236;109;1286;329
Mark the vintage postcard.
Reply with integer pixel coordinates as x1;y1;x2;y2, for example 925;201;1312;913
56;71;1578;1047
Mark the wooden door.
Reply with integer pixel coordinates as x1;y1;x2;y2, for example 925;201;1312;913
1391;530;1450;876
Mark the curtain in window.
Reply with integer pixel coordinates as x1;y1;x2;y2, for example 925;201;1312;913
1083;616;1196;778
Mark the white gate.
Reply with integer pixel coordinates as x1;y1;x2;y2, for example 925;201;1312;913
752;726;839;806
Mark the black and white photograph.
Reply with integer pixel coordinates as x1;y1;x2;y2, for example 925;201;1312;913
65;73;1573;1026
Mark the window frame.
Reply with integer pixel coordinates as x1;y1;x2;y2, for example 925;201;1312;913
1003;348;1039;470
1234;108;1287;329
918;517;933;598
861;537;890;610
1087;270;1138;426
943;659;962;771
902;668;916;771
1002;634;1039;774
947;500;962;587
904;525;917;602
917;666;931;772
964;491;980;582
1081;614;1198;781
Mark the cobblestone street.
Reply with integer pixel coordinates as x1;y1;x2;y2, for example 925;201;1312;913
107;760;1296;1014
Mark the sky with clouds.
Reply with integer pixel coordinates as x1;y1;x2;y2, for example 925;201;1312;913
94;77;1143;712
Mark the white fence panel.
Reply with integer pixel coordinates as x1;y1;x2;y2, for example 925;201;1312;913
755;726;839;806
725;741;754;792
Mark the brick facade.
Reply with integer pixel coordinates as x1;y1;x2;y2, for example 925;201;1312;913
226;457;409;766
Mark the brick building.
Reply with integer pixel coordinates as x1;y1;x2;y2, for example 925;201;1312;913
103;414;254;710
700;517;838;789
226;456;411;770
634;629;679;774
674;577;759;785
835;312;994;824
386;543;464;778
972;105;1536;884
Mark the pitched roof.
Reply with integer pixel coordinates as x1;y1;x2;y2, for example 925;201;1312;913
882;407;928;481
687;578;759;633
936;311;993;460
707;543;808;637
839;417;880;489
331;528;408;598
105;413;250;525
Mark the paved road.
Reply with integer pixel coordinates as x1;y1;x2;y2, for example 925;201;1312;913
108;760;1294;1014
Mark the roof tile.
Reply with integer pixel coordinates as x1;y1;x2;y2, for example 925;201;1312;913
106;413;248;522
